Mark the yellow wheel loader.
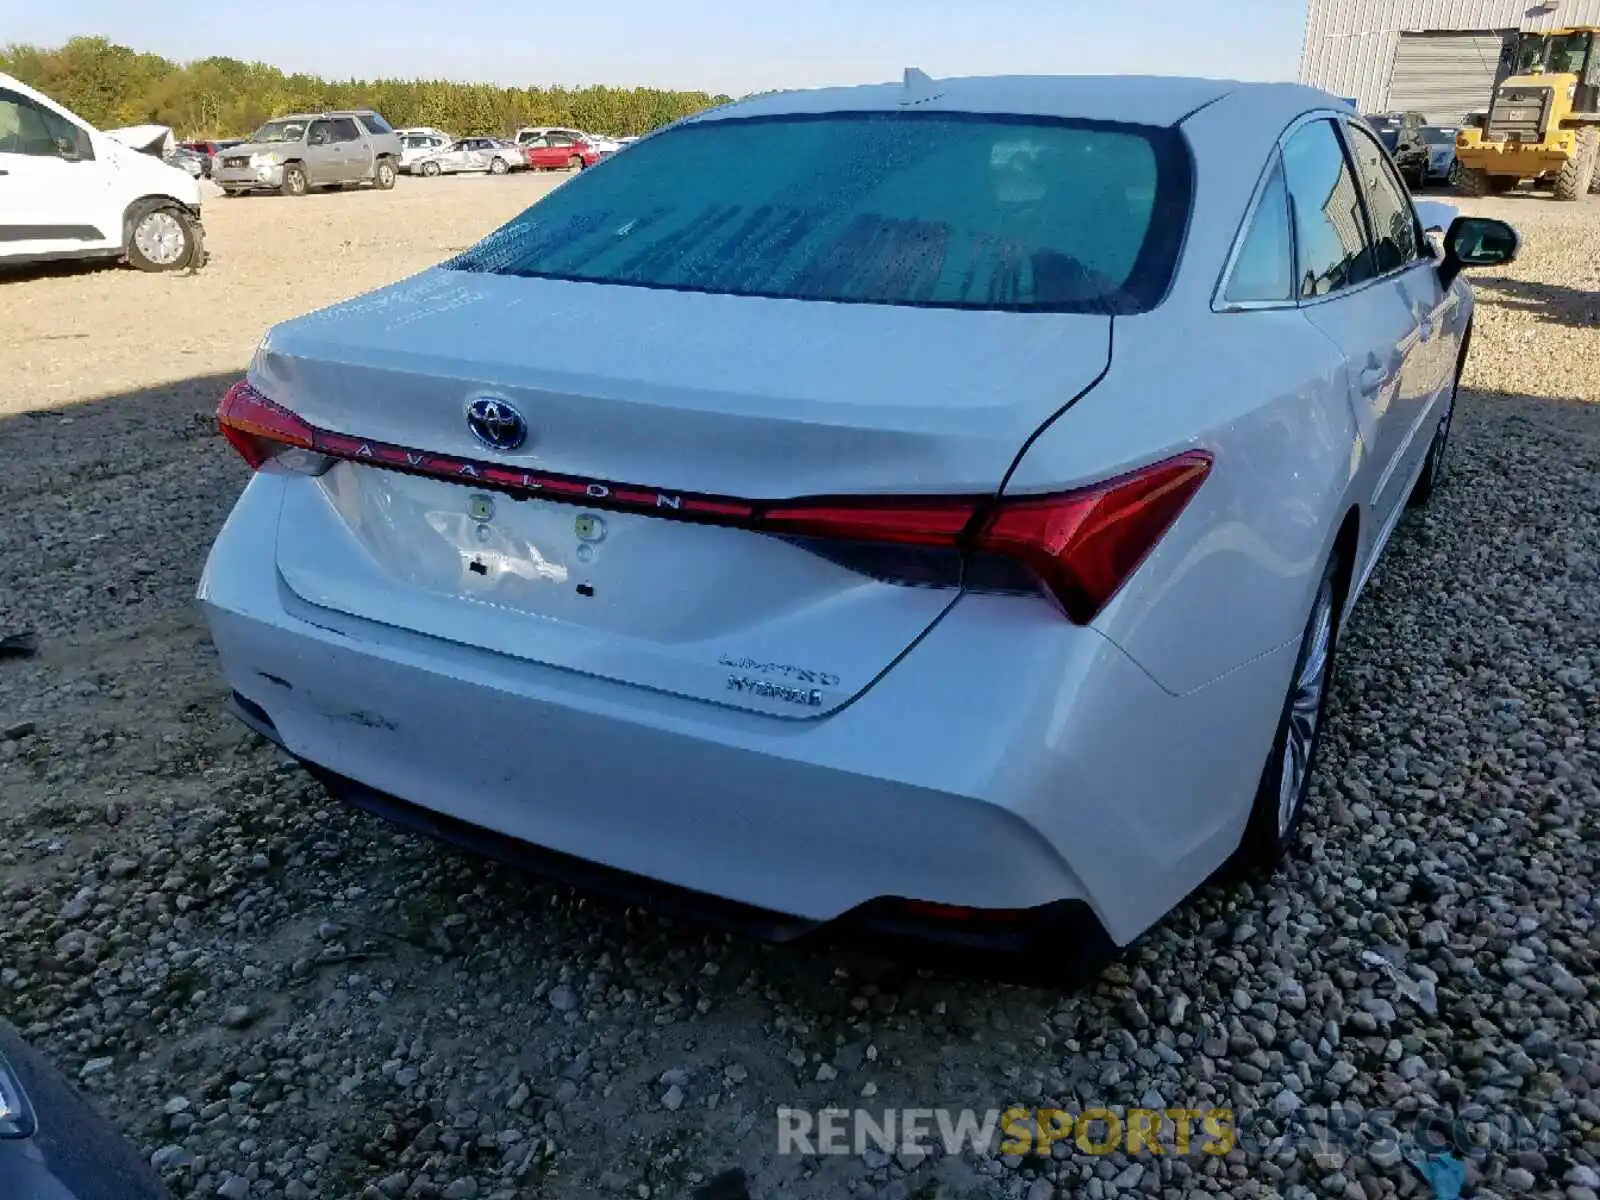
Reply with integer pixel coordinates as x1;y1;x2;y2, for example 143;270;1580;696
1454;27;1600;200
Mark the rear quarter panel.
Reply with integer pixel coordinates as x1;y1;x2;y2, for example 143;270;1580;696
994;89;1372;696
1002;307;1359;697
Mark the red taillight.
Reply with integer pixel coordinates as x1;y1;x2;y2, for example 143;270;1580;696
974;452;1213;623
217;380;326;474
760;498;979;546
214;378;1208;623
757;452;1211;623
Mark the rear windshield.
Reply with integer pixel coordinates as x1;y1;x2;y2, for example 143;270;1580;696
445;112;1193;313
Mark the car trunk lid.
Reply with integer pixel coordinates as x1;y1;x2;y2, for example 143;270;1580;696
258;269;1111;717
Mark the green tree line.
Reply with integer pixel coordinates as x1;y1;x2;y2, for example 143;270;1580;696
0;36;735;138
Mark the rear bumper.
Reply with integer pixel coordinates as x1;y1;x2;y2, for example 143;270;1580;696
199;474;1293;949
234;692;1112;965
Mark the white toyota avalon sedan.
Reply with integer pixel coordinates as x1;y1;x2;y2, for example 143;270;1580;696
200;73;1518;961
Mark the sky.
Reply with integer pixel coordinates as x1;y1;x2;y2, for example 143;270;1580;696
0;0;1309;97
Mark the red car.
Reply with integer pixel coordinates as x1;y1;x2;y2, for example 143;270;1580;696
521;132;599;171
180;139;244;178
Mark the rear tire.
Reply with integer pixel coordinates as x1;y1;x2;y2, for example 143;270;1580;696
1457;167;1518;196
1232;555;1342;874
374;159;397;189
1409;340;1466;508
1554;127;1598;200
420;161;441;177
280;164;308;197
568;154;584;171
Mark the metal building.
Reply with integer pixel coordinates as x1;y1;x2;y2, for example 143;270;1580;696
1300;0;1600;122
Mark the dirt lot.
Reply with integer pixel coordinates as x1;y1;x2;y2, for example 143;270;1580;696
1;179;1598;1200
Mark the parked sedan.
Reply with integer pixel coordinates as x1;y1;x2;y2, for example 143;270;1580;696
400;131;451;173
202;75;1516;965
164;146;207;179
178;139;242;177
1421;125;1460;185
580;131;624;157
1;1021;168;1199
1366;115;1431;189
413;137;525;176
522;131;599;170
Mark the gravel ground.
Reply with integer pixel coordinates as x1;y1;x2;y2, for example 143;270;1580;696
0;179;1597;1200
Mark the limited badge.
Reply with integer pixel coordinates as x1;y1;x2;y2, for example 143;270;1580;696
468;494;494;522
574;514;605;543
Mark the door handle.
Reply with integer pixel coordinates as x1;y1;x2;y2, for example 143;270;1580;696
1358;363;1389;397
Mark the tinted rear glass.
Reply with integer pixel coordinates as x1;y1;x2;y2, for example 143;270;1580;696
445;112;1193;313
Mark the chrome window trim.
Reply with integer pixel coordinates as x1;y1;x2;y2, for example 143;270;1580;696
1214;108;1438;314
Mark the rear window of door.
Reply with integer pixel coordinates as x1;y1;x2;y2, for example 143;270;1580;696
330;118;362;142
1280;118;1375;299
1342;123;1421;275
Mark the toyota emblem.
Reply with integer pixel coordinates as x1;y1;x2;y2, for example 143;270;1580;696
466;396;528;451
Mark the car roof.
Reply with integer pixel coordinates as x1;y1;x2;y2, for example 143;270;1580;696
687;74;1339;128
278;109;377;120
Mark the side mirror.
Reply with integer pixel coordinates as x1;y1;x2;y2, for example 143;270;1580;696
1439;215;1518;286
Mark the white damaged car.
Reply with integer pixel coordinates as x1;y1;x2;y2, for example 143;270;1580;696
1;72;206;271
200;73;1515;964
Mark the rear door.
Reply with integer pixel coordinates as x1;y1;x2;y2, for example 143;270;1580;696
546;134;580;167
528;136;562;168
330;117;368;181
1341;119;1461;450
1280;117;1422;529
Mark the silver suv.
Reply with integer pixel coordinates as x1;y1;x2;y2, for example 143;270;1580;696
213;110;402;197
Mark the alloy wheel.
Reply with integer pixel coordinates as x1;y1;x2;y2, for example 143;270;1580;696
1277;576;1334;837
